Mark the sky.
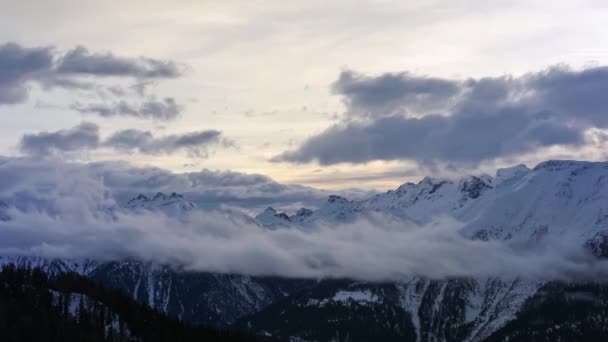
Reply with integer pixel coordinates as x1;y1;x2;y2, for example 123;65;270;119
1;0;608;191
2;0;608;281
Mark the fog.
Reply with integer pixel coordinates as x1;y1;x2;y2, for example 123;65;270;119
0;157;606;282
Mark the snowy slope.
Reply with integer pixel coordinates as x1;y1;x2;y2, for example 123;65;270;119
247;160;608;341
263;160;608;249
3;160;608;340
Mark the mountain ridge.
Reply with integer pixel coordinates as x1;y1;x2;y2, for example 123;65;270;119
2;159;608;341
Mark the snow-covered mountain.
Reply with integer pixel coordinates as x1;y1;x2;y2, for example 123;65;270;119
261;160;608;249
3;160;608;341
243;160;608;341
0;191;311;327
123;192;196;217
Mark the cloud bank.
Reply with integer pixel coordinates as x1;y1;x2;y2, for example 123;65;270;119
276;66;608;166
20;122;100;156
0;157;606;282
0;42;184;120
0;157;332;212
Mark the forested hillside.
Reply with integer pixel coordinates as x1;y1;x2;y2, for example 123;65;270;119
0;264;260;342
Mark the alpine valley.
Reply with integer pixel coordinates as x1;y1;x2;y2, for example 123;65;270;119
3;159;608;341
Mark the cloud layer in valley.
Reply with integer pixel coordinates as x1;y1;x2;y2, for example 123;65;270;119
0;157;606;282
276;66;608;167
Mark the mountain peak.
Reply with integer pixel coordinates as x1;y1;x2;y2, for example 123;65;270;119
294;208;313;218
495;164;530;182
133;194;149;202
255;207;291;226
169;192;183;199
152;192;166;200
328;195;349;204
395;182;416;193
262;207;277;214
458;175;493;199
418;176;432;185
129;192;185;204
417;177;450;195
124;192;194;215
533;160;590;171
274;213;290;221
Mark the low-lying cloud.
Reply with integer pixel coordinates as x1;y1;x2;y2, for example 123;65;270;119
276;66;608;167
0;157;606;282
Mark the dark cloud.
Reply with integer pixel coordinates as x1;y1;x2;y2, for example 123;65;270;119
0;42;54;104
276;110;583;165
0;42;184;116
55;46;181;79
19;123;229;159
333;70;462;118
89;161;332;211
70;97;181;120
276;66;608;166
104;129;224;157
19;122;100;156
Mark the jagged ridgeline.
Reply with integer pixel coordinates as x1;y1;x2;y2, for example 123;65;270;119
3;160;608;341
0;264;261;342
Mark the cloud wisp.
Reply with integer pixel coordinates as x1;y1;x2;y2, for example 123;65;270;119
18;122;227;158
104;128;227;157
70;97;182;120
275;66;608;167
55;46;181;79
0;157;606;282
0;42;184;120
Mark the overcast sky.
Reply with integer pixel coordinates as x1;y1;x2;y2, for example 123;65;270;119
1;0;608;191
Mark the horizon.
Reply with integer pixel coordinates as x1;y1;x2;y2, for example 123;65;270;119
4;3;608;340
1;0;608;191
